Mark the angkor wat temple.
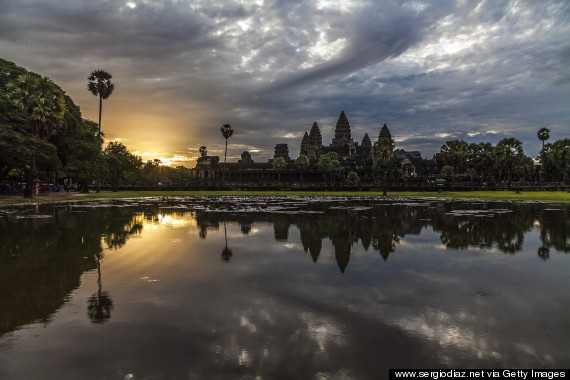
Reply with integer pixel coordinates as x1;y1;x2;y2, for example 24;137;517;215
192;111;442;183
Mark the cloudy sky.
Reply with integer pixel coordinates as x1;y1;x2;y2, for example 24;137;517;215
1;0;568;166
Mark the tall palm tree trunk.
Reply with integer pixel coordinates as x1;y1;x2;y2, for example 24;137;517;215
98;95;103;137
223;139;227;185
96;95;103;193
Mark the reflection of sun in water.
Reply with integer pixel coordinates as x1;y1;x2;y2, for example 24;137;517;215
158;214;171;224
143;212;197;230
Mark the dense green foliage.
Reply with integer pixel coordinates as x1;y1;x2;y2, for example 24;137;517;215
371;136;398;194
271;157;286;182
436;136;568;185
317;152;341;186
0;58;141;195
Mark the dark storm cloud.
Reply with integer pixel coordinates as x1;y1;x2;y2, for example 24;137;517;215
1;0;568;163
261;0;453;95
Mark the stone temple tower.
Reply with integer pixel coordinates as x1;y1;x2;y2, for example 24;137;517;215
362;133;371;148
274;143;291;161
379;124;392;141
331;111;356;157
331;111;352;146
306;122;322;160
308;122;322;148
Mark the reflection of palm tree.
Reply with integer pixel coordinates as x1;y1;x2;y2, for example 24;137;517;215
537;246;550;261
87;254;113;324
221;221;233;262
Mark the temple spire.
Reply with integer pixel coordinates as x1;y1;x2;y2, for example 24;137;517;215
362;133;371;147
308;122;322;148
379;124;392;142
332;110;352;145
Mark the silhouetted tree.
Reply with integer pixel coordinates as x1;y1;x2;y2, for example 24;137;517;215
440;139;468;185
371;137;397;195
104;141;142;191
539;139;570;183
537;127;550;150
88;70;114;192
87;253;113;324
272;157;286;183
468;142;495;187
495;138;525;188
87;70;114;139
220;124;233;184
199;145;207;157
6;74;65;197
221;221;233;262
295;154;309;182
317;151;341;187
346;171;360;184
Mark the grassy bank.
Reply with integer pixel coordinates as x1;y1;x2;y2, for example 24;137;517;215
1;190;569;206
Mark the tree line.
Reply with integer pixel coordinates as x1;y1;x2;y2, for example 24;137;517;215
1;57;568;195
0;58;146;196
268;133;569;193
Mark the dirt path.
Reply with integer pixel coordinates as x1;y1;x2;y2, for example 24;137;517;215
0;192;90;206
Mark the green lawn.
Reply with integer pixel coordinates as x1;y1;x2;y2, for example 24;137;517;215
2;190;569;206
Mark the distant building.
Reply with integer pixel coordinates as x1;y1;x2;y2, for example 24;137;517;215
192;110;441;182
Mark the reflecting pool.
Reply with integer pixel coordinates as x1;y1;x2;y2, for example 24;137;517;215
1;196;569;379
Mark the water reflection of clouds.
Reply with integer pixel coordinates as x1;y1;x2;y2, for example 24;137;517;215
2;200;569;378
124;205;570;368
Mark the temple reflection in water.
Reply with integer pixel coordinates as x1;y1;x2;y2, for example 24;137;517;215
1;197;569;377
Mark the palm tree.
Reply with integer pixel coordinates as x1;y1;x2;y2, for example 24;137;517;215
440;139;468;185
295;154;309;182
272;157;286;183
221;221;233;262
317;152;341;188
87;70;115;139
87;252;113;324
495;137;524;188
88;70;114;192
537;127;550;150
220;123;233;184
371;137;397;195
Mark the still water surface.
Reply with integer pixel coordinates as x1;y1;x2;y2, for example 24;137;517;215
0;196;569;379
